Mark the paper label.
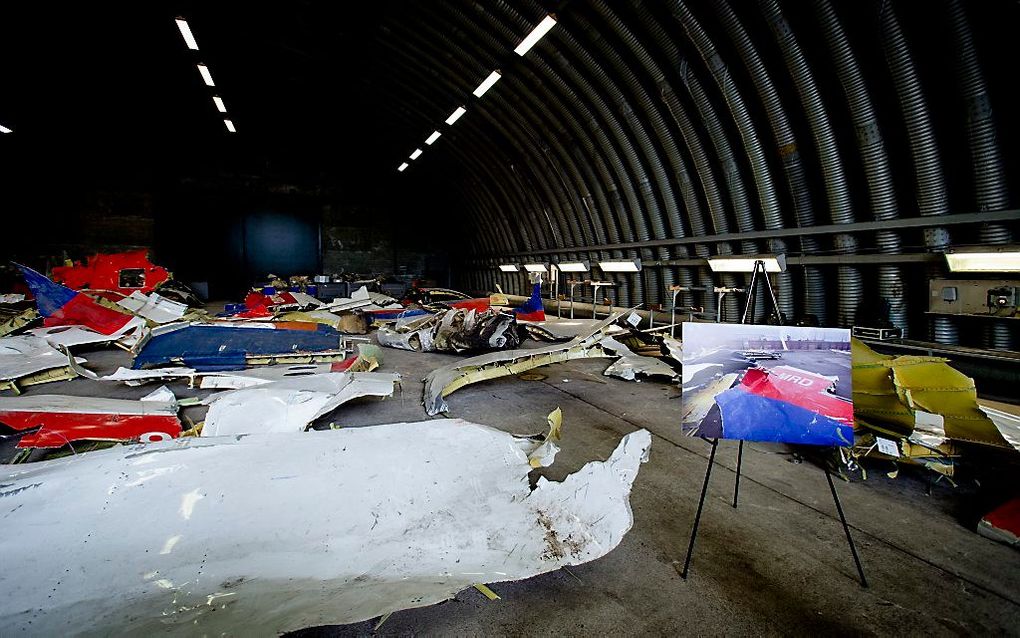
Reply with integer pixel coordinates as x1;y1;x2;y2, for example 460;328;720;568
876;437;900;457
626;312;641;327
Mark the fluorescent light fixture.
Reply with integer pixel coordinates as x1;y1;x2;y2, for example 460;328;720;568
498;264;519;272
212;96;227;113
514;14;557;56
409;148;423;160
523;263;548;272
445;106;467;125
397;162;409;172
707;254;787;273
425;130;441;145
0;124;11;134
175;18;199;50
945;249;1020;272
197;63;215;86
599;259;642;273
223;119;236;133
472;70;502;97
557;262;589;272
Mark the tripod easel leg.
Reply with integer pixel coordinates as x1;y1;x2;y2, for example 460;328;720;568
825;468;869;588
681;439;719;580
732;440;744;508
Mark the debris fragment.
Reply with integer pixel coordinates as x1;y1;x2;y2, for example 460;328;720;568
132;321;345;370
50;249;171;297
115;291;189;324
378;308;521;353
473;584;501;601
423;314;621;415
18;264;145;337
0;393;181;448
978;498;1020;547
851;338;1014;476
600;337;680;382
0;419;651;634
0;336;86;394
202;372;401;436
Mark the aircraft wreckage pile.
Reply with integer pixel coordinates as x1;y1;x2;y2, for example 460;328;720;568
0;252;661;633
2;251;1019;632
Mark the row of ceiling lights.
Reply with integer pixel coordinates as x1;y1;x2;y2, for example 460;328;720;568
175;18;236;133
396;14;558;173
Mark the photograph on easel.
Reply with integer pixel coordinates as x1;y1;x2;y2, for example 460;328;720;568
681;322;853;446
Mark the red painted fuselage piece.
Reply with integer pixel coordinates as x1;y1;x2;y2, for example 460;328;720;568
741;365;853;424
0;404;181;448
51;249;171;297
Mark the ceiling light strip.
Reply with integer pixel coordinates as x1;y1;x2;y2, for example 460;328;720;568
175;18;199;50
472;70;502;97
514;15;557;56
397;12;559;173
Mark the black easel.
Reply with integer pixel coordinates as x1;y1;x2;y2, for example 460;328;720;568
680;260;868;587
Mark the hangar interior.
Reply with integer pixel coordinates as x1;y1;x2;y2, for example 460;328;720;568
1;1;1018;635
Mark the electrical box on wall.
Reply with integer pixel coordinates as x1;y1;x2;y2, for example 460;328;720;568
929;278;1020;316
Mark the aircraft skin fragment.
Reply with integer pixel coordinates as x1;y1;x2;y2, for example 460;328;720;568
0;336;88;383
0;420;651;635
18;265;145;337
50;249;171;296
202;372;401;436
132;322;343;370
0;394;181;447
116;292;188;324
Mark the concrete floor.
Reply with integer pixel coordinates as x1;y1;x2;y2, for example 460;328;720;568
3;324;1019;636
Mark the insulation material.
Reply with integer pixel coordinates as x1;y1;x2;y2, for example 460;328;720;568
423;314;621;415
116;291;188;324
202;372;401;436
0;420;650;635
0;394;181;448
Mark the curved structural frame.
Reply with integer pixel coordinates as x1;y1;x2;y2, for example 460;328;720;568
385;0;1015;345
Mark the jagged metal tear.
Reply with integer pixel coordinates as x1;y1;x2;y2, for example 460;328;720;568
0;420;651;635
